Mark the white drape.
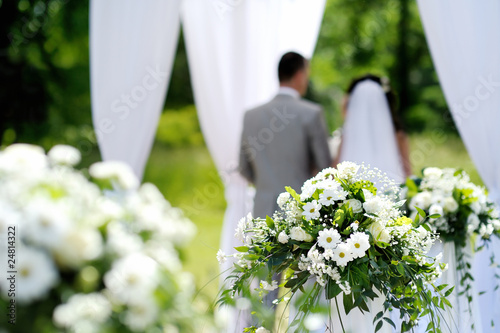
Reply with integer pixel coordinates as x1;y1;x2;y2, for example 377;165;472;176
181;0;325;330
417;1;500;331
90;0;181;179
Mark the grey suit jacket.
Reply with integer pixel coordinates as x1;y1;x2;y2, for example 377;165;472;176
239;94;332;218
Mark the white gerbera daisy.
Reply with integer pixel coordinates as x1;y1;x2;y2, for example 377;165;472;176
332;242;353;267
89;161;139;190
319;189;348;206
24;200;71;250
302;200;322;220
124;297;159;332
48;145;81;166
53;292;111;330
317;228;341;249
12;246;58;303
347;232;370;258
104;253;159;304
54;228;103;268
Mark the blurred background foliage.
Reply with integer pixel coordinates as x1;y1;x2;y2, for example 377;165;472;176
0;0;478;298
1;0;455;150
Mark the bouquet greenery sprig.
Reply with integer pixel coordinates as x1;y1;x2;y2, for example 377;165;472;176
218;162;452;333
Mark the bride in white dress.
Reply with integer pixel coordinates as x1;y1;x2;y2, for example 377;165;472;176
336;75;411;184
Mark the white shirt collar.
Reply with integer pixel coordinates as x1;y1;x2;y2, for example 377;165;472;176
278;86;300;99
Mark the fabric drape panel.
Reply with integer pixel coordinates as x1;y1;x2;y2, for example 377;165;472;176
417;1;500;330
181;0;325;330
90;0;181;179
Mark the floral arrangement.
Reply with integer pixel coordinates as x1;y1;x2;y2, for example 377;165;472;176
403;167;500;246
402;167;500;327
0;144;210;333
218;162;451;333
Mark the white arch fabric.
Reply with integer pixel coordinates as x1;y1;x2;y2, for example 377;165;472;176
417;1;500;331
181;0;325;330
90;0;181;179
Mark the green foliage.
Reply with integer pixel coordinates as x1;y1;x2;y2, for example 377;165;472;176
311;0;454;134
155;105;205;148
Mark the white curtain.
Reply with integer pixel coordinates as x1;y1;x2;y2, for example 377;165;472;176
90;0;181;179
181;0;325;330
417;1;500;331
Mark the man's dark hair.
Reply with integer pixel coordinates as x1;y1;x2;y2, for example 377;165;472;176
278;52;306;82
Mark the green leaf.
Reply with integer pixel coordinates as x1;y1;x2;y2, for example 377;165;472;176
415;206;427;218
383;317;396;329
444;286;455;297
375;320;383;332
234;246;249;252
265;215;274;229
286;186;301;203
326;279;342;299
396;263;405;275
428;214;441;219
406;178;418;193
343;292;354;315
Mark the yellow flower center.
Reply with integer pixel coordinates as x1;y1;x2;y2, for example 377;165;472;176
327;196;332;200
355;243;360;249
310;209;315;213
339;252;345;258
326;237;332;243
20;267;30;277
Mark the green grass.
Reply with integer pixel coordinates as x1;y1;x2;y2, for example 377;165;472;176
143;143;226;300
408;131;482;184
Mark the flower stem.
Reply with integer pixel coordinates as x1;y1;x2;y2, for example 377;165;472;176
334;296;346;333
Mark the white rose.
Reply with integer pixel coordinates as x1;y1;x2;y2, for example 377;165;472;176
368;222;391;244
290;227;313;242
423;167;443;178
443;197;459;213
344;199;363;213
278;231;289;244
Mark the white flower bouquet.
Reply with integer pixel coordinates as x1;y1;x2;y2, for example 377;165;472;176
404;167;500;245
219;162;451;333
403;167;500;328
0;144;208;332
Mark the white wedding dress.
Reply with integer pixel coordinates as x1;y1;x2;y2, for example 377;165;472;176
339;80;405;184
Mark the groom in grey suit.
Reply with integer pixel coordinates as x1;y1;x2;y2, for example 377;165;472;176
239;52;332;218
